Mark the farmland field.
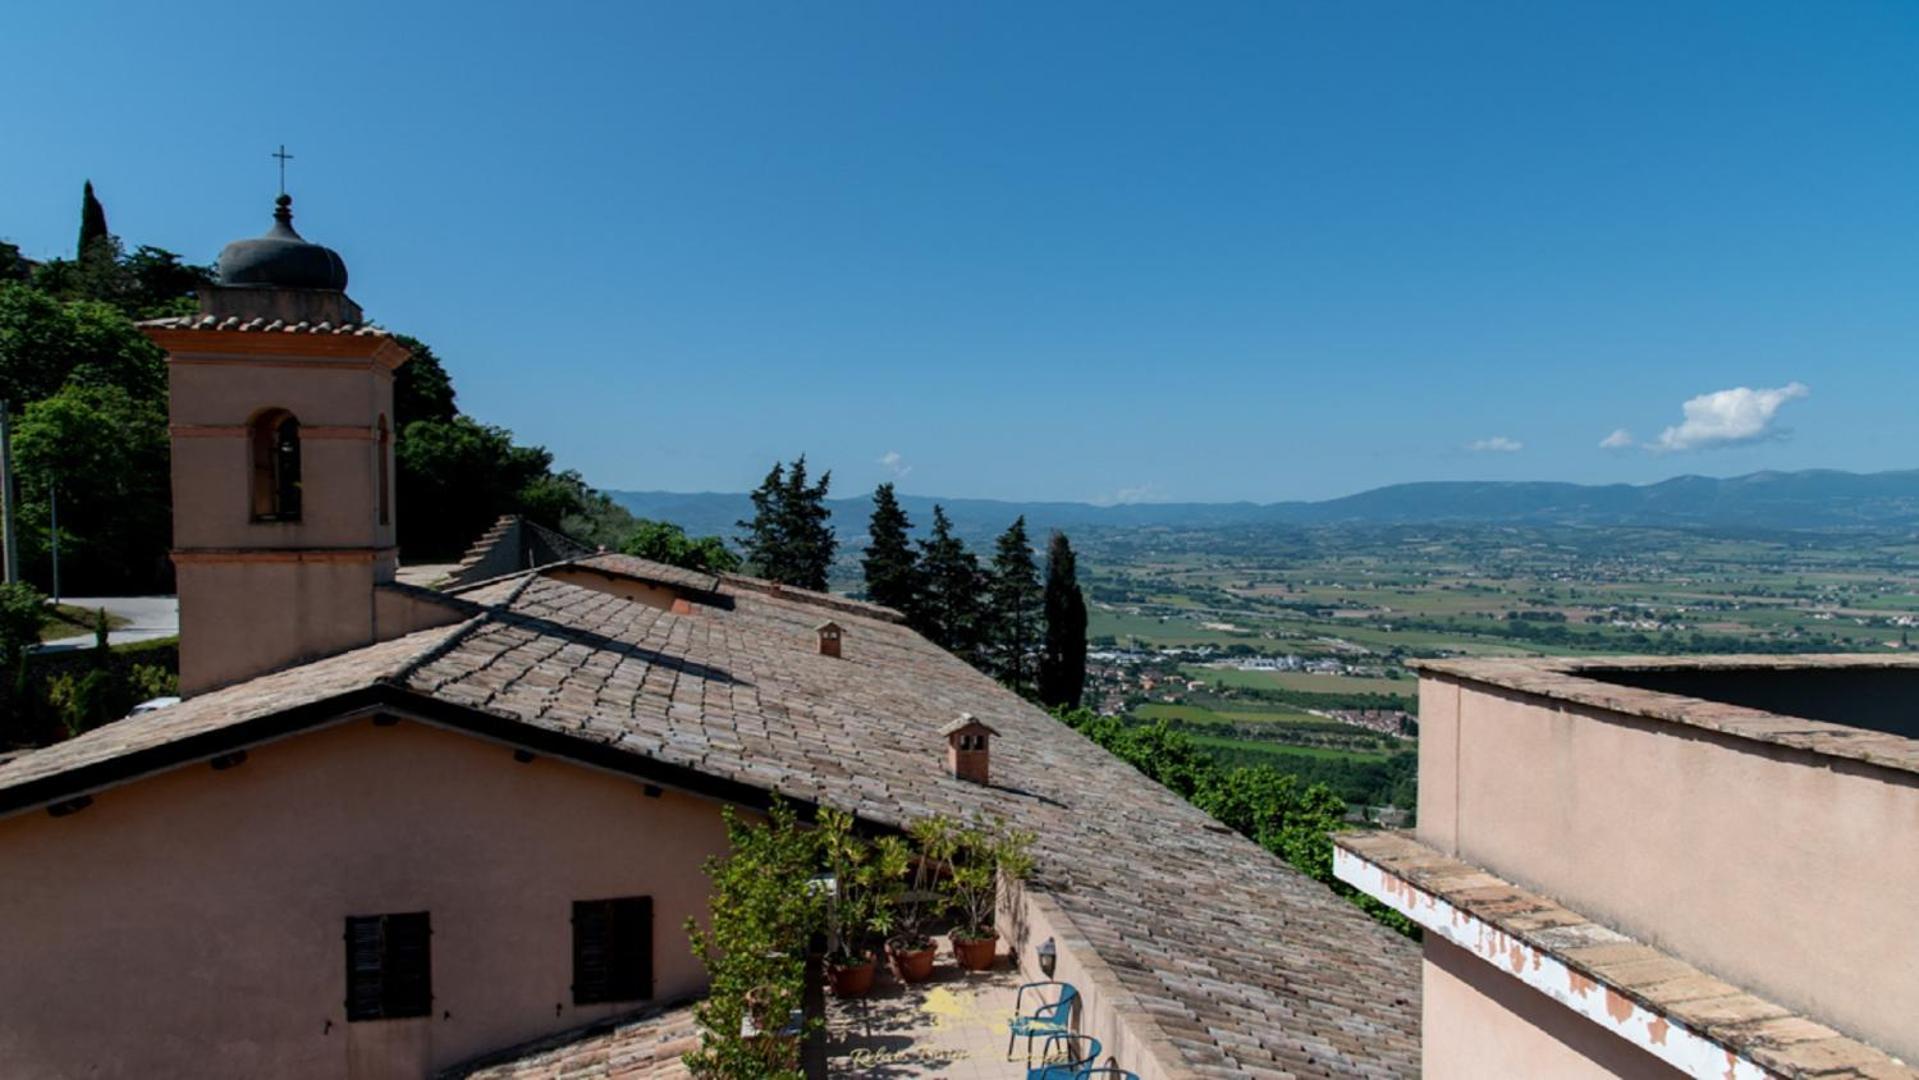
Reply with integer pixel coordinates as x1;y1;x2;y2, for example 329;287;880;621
1072;520;1919;811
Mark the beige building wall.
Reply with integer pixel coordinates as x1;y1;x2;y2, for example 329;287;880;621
169;359;397;552
1416;675;1919;1062
0;716;731;1080
164;346;407;694
1422;937;1684;1080
174;558;393;691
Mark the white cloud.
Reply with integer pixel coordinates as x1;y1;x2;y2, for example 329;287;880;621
878;450;912;479
1599;428;1635;450
1093;483;1155;506
1468;436;1524;453
1650;382;1809;452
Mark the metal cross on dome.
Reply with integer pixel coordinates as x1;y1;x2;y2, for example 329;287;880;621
272;145;294;196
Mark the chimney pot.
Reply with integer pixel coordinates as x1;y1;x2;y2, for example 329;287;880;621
941;712;999;785
816;621;843;659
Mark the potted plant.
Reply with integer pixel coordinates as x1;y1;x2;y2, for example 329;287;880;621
886;815;955;982
946;815;1035;971
819;809;906;997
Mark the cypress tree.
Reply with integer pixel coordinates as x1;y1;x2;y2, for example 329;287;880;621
736;456;835;590
738;462;788;581
780;455;835;591
1038;531;1088;709
77;181;109;259
988;516;1043;694
862;482;921;617
916;505;985;663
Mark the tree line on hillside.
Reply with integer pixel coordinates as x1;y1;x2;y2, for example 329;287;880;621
1053;707;1416;938
713;459;1088;706
0;181;640;600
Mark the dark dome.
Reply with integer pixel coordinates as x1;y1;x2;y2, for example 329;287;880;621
215;195;348;291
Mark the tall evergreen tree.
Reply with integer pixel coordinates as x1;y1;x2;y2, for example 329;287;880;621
1038;531;1088;709
916;505;986;663
988;516;1043;694
736;456;836;590
77;181;109;259
862;482;921;616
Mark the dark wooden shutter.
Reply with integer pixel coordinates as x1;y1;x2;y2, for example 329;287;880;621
344;912;432;1021
382;912;432;1018
573;897;652;1004
345;916;387;1021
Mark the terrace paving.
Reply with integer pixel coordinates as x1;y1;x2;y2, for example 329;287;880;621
825;943;1027;1079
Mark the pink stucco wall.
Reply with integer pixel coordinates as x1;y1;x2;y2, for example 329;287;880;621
1421;937;1684;1080
168;359;397;552
0;715;731;1079
1417;674;1919;1063
166;342;404;694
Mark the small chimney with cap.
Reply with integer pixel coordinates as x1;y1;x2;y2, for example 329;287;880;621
941;713;999;785
816;621;844;658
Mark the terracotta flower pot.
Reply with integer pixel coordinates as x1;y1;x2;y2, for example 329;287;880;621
951;934;999;971
888;940;937;982
827;955;877;997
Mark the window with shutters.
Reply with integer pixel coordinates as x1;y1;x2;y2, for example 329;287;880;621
344;912;432;1021
572;896;653;1005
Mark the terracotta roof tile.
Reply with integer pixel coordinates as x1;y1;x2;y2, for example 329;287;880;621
138;313;390;336
436;1002;698;1079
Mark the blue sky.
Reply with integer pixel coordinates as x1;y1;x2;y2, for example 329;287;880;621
8;2;1918;502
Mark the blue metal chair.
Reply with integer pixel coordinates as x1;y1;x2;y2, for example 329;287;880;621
1026;1033;1101;1080
1008;981;1079;1061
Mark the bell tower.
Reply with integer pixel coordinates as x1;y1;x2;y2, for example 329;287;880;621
143;194;422;694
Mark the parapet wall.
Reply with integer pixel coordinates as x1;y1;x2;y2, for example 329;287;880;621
999;880;1196;1080
1417;671;1919;1062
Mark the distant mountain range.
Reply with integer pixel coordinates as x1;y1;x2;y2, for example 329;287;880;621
608;468;1919;543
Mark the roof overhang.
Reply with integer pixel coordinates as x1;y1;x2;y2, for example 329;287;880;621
0;684;804;823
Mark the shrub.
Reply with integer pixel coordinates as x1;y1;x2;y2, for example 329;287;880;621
684;801;823;1080
945;815;1033;940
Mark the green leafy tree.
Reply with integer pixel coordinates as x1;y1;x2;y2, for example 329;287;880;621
0;242;31;283
860;482;920;616
0;283;166;406
0;582;44;735
915;505;987;664
736;457;835;590
684;801;822;1080
11;382;171;593
395;415;574;559
1054;707;1415;937
117;246;212;319
619;518;741;573
390;334;457;428
1037;531;1088;708
988;516;1043;694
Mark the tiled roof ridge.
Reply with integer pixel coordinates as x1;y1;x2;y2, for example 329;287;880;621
138;313;389;336
376;613;500;692
716;572;905;624
440;565;540;597
383;573;549;694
